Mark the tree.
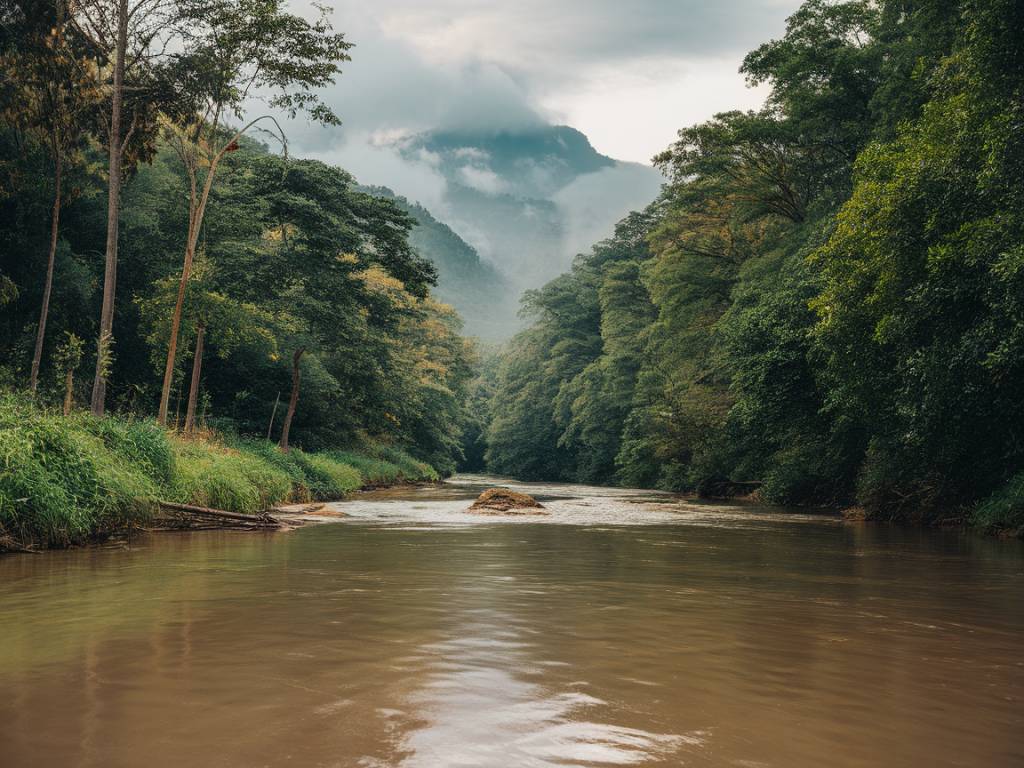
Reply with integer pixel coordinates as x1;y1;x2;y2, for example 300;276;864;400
811;0;1024;514
154;0;352;426
54;332;84;415
74;0;178;415
0;0;101;392
136;256;283;432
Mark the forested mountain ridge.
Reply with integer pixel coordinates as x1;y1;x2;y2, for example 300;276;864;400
405;125;616;198
479;0;1024;534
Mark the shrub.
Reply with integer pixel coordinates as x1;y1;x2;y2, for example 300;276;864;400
299;453;362;499
972;472;1024;535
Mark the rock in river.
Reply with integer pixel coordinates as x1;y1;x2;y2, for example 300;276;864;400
468;487;547;515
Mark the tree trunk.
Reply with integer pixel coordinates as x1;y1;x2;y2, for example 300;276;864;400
63;367;73;416
158;116;283;425
29;151;62;393
266;391;280;440
183;323;205;434
278;348;304;453
174;382;182;431
89;0;128;416
157;238;196;425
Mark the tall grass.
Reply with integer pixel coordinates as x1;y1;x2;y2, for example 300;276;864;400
972;472;1024;536
0;395;158;547
0;394;439;550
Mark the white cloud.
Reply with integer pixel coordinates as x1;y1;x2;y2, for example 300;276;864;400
457;165;509;195
554;163;666;261
283;0;802;164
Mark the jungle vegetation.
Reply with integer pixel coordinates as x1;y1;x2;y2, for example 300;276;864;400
480;0;1024;533
0;0;474;467
0;0;474;545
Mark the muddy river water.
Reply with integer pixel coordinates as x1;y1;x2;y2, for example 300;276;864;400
1;475;1022;767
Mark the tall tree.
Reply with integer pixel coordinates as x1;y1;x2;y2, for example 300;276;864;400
155;0;352;426
0;0;100;392
74;0;177;414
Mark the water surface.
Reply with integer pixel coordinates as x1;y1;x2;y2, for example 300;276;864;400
1;475;1022;767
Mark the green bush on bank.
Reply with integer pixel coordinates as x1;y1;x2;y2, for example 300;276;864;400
0;395;439;549
0;395;158;546
971;473;1024;536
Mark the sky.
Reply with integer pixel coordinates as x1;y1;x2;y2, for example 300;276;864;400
272;0;807;328
288;0;803;166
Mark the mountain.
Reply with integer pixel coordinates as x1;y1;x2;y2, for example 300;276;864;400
409;125;617;198
397;125;664;297
361;185;517;339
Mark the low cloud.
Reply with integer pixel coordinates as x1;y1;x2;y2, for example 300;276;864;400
554;163;665;262
270;0;795;319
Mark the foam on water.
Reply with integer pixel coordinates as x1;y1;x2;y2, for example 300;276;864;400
318;473;836;529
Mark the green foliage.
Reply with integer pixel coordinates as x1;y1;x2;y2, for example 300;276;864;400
299;454;363;499
478;0;1024;530
362;444;440;483
1;0;468;473
74;414;175;486
0;395;441;548
972;473;1024;535
55;333;84;375
0;394;157;547
168;438;293;513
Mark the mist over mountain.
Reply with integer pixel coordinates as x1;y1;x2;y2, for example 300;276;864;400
394;125;663;301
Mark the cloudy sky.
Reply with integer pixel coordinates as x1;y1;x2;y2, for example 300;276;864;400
275;1;806;328
288;0;802;168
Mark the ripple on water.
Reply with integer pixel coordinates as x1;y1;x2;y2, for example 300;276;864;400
326;474;837;529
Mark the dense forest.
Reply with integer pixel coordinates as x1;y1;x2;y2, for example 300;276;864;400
0;0;478;546
479;0;1024;532
2;0;1023;543
0;0;474;472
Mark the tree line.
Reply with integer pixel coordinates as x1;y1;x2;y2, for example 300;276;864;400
479;0;1024;528
0;0;474;473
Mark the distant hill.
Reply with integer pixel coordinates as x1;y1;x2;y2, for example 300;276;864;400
409;125;617;198
361;185;517;339
397;125;663;297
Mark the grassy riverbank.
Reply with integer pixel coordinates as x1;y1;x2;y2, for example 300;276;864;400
0;395;438;550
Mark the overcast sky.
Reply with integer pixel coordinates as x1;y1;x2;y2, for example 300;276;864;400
288;0;803;165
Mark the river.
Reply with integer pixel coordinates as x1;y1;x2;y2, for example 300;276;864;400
1;475;1022;767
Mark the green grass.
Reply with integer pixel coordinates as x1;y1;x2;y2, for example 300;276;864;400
324;445;440;487
0;394;439;550
0;395;158;547
971;472;1024;536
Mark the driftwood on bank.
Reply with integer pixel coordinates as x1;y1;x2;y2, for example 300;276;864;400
0;535;40;554
155;501;284;530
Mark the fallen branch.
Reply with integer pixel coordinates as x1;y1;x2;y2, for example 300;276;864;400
0;535;40;554
157;501;282;529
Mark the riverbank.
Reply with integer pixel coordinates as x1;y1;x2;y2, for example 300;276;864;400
0;395;439;552
698;489;1022;540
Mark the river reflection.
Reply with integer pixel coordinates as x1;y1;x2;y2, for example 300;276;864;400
1;475;1022;767
394;601;687;767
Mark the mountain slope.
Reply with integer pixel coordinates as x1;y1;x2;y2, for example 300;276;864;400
361;185;517;339
397;125;663;297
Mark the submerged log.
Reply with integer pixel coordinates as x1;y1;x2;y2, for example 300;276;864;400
156;501;283;530
468;487;547;515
